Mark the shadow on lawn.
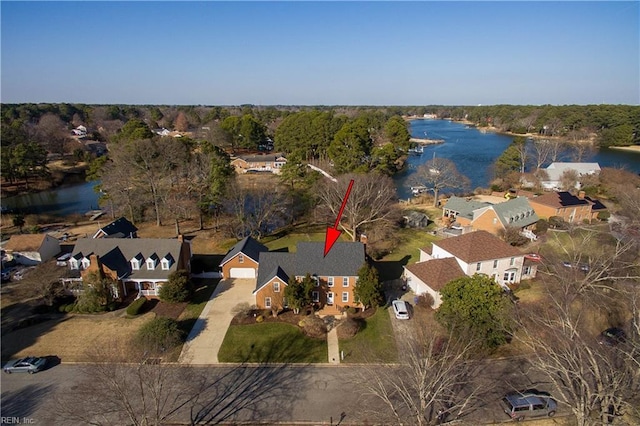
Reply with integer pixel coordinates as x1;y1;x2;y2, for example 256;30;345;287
373;255;412;282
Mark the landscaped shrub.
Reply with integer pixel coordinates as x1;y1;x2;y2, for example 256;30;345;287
535;218;549;234
300;315;326;338
255;315;264;323
416;293;435;308
549;216;568;229
158;270;192;303
597;211;610;221
64;304;74;313
126;297;147;316
135;317;183;354
338;317;361;338
58;304;68;313
75;286;107;313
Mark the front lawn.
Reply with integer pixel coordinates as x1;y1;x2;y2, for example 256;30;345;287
374;228;440;281
339;307;397;363
218;323;327;363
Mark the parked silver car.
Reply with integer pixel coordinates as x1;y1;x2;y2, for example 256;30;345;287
3;356;47;374
392;300;410;320
501;390;557;421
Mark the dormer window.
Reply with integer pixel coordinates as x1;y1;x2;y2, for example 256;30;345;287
131;253;144;271
81;257;91;269
146;253;159;270
161;254;174;271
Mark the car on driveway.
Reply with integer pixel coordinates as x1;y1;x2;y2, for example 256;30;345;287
3;356;47;374
392;300;410;320
501;390;557;421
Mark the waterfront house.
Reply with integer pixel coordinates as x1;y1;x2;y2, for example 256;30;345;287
529;191;594;224
93;217;138;239
442;196;539;237
62;236;191;298
542;162;600;190
230;153;287;174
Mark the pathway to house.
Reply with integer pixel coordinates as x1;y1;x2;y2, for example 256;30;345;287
327;327;340;364
179;278;255;364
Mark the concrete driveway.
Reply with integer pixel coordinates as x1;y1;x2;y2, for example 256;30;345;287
179;278;255;364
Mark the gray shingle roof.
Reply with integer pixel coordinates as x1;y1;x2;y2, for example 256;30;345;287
254;242;365;292
220;236;268;266
444;196;491;220
490;197;539;228
71;238;184;280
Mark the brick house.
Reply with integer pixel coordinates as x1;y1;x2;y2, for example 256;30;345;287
62;236;191;298
443;196;539;237
254;242;366;315
219;236;268;279
528;191;594;224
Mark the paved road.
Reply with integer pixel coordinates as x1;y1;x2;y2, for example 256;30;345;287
1;359;558;425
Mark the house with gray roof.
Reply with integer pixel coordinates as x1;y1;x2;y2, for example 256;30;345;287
253;242;366;315
219;236;268;279
443;196;539;238
62;236;191;298
93;217;138;239
230;153;287;174
542;162;600;190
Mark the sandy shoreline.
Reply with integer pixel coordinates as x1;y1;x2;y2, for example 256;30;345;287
609;145;640;153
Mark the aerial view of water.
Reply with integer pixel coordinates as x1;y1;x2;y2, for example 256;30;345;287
394;119;640;199
2;181;101;217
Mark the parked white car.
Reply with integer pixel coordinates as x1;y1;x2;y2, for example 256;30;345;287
392;300;410;320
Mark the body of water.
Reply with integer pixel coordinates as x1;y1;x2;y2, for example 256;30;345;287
1;181;101;217
394;119;640;199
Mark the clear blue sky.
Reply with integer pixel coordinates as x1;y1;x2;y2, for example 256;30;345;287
2;1;638;105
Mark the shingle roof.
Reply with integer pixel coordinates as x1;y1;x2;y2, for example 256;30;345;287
255;242;365;292
71;238;184;280
434;230;523;263
235;153;286;163
95;217;138;238
490;197;539;228
405;257;466;291
530;191;591;209
4;234;48;252
220;236;268;266
444;196;491;220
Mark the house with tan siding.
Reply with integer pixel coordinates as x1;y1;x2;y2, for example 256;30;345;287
230;153;287;174
254;242;365;315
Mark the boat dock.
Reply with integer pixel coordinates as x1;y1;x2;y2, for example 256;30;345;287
410;137;444;145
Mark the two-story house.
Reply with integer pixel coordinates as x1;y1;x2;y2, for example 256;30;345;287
404;231;537;308
528;191;594;224
62;236;191;298
254;242;366;315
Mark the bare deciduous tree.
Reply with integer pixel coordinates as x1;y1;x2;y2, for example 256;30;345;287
409;157;470;207
353;330;484;426
317;173;398;241
530;139;554;170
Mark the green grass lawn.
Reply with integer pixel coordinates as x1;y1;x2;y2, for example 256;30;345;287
374;228;440;281
339;307;397;363
218;323;328;363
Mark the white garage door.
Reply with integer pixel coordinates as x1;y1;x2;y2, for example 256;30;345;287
229;268;256;279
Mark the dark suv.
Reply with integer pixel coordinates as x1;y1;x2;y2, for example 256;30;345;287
501;390;557;421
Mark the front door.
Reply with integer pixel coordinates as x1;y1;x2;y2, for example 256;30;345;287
327;292;334;305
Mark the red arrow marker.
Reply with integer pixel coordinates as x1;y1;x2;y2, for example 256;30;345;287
324;179;354;257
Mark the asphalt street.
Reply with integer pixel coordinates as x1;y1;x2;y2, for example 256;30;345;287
1;359;557;425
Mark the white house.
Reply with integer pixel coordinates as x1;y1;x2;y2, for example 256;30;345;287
404;231;538;308
3;234;61;265
542;162;600;190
